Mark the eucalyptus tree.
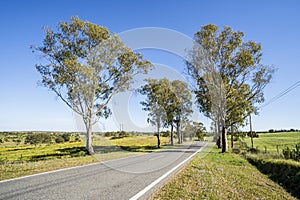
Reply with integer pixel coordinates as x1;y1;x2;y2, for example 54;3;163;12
187;24;274;152
139;78;192;147
32;17;153;154
139;78;173;148
171;80;193;144
184;121;206;141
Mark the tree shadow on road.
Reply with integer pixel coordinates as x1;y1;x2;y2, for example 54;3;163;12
93;145;158;153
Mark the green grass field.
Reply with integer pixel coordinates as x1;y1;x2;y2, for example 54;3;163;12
244;132;300;152
152;144;296;200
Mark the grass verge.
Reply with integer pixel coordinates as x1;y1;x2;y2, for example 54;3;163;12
152;144;296;200
246;153;300;199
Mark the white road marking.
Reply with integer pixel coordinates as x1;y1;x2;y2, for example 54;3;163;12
129;142;208;200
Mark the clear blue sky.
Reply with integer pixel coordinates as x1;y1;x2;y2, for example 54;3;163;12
0;0;299;132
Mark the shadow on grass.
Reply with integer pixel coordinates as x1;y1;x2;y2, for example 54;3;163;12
246;156;300;199
30;153;68;161
29;147;87;161
93;145;124;153
6;147;35;151
58;146;86;154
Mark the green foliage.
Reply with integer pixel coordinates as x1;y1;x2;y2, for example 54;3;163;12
187;24;275;152
161;130;170;137
32;16;153;154
110;131;130;139
184;121;206;141
24;133;52;145
247;131;259;138
74;134;81;142
103;131;116;137
55;135;65;143
139;78;192;146
0;132;82;145
282;142;300;161
139;78;174;129
234;131;246;141
61;133;70;142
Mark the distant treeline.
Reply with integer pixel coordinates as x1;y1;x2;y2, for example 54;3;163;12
258;129;299;133
0;131;81;145
0;131;153;135
232;129;299;135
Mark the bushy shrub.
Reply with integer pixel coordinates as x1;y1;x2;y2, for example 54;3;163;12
78;151;86;157
55;136;65;143
104;132;117;137
196;131;204;141
74;134;81;141
13;139;22;144
247;131;259;138
162;130;170;137
234;131;247;141
25;133;52;145
109;131;130;139
282;143;300;162
61;133;70;142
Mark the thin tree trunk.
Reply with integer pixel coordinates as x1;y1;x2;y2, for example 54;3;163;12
157;126;161;148
214;120;218;142
181;129;184;143
176;121;181;144
170;124;174;146
231;124;234;149
249;115;254;149
221;124;228;153
86;113;95;155
217;120;222;148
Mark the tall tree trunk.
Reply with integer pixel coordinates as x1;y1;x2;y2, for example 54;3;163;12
181;129;184;143
214;120;218;142
85;109;95;155
217;119;222;148
157;126;161;148
86;117;95;155
221;124;228;153
170;123;174;145
249;115;254;149
231;124;234;149
176;121;181;144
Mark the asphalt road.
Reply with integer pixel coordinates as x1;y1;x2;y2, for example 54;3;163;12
0;142;207;200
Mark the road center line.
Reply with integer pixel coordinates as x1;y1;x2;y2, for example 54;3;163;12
129;142;208;200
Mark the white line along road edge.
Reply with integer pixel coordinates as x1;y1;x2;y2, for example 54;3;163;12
129;142;208;200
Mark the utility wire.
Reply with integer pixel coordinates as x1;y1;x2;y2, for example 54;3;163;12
260;80;300;109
